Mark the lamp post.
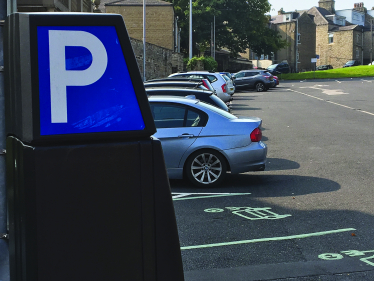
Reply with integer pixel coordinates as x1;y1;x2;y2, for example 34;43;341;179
189;0;192;59
143;0;146;81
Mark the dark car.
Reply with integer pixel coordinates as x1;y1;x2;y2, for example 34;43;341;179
316;65;333;71
266;62;290;75
343;60;360;68
145;87;230;112
232;70;274;92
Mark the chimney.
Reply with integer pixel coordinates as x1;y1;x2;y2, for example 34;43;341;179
318;0;335;14
278;8;285;15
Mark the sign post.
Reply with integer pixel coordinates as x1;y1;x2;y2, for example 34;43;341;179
5;13;184;281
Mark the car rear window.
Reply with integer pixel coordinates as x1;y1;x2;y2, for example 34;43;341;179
197;101;237;120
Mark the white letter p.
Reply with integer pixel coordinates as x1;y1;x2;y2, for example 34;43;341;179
49;30;108;123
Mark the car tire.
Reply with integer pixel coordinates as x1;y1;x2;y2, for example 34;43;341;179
255;82;266;92
185;150;227;187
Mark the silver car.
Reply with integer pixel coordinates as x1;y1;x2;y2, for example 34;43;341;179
149;96;267;187
168;71;232;103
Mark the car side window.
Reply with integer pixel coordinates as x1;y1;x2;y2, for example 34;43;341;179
235;72;245;78
206;75;218;83
245;72;254;77
150;103;206;128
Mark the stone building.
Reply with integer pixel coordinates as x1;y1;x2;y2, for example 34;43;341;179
307;0;366;68
105;0;175;51
270;11;316;72
17;0;94;12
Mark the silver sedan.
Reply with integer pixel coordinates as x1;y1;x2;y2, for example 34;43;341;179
149;96;267;187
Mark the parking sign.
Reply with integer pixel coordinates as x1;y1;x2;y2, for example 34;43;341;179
5;13;156;144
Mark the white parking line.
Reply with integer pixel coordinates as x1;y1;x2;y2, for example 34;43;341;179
172;193;251;201
289;89;374;116
180;228;356;250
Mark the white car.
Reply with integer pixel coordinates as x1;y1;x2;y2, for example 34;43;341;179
220;73;235;95
168;71;232;103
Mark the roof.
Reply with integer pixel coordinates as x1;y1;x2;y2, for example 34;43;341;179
307;6;333;25
105;0;172;7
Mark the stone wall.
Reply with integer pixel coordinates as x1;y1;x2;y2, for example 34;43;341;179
130;38;183;81
298;14;316;72
106;5;174;50
316;25;357;68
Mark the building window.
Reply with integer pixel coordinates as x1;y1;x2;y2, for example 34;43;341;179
296;52;300;61
328;33;334;44
356;48;360;58
357;33;360;43
297;33;301;44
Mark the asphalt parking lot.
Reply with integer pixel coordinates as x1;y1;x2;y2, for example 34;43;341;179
170;77;374;280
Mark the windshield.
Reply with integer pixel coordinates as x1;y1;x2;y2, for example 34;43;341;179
346;60;355;65
267;64;278;70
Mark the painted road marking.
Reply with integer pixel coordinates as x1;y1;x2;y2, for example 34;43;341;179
299;85;349;95
204;207;291;220
289;89;374;116
319;249;374;267
180;228;356;250
172;193;251;201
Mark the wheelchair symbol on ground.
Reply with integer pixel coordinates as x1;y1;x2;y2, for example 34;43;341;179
319;249;374;267
204;206;291;220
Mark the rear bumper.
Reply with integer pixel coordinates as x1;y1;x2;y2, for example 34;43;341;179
223;141;267;174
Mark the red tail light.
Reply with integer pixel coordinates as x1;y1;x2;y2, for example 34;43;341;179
250;127;262;142
221;83;227;93
202;80;209;89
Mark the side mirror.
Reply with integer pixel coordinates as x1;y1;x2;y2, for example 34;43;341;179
232;76;236;80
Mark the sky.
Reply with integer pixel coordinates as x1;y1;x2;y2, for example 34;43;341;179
268;0;361;16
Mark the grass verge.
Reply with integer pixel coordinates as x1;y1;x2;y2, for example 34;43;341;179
278;65;374;80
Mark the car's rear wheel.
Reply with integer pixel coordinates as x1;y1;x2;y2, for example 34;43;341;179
255;82;266;92
185;150;227;187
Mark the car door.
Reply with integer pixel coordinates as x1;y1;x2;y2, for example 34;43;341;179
244;71;257;88
233;72;246;88
150;102;205;169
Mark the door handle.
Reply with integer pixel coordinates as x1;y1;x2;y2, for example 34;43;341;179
178;134;194;138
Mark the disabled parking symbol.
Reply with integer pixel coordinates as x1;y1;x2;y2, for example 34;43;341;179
204;206;291;220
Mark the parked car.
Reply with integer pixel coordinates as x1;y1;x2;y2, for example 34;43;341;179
272;75;279;87
168;71;232;103
316;65;333;71
145;87;230;112
220;71;236;90
144;80;209;91
343;60;359;68
220;73;235;95
266;62;290;75
148;96;267;187
146;77;216;94
232;70;274;91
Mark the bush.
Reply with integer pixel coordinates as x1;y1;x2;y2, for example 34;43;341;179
186;56;218;71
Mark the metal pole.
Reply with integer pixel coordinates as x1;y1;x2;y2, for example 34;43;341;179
295;18;298;73
189;0;192;59
175;16;178;52
143;0;146;81
210;22;213;57
1;0;11;280
371;19;373;64
213;15;215;60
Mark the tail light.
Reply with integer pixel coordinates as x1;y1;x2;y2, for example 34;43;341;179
202;80;209;89
250;127;262;142
263;75;271;81
221;83;227;93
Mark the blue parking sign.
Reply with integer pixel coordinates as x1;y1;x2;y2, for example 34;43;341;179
38;26;145;135
5;13;155;144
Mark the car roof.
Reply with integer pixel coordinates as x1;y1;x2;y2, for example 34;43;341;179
148;95;200;105
145;87;213;94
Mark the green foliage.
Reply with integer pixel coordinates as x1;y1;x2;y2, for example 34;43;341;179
165;0;287;57
186;56;218;71
281;66;374;80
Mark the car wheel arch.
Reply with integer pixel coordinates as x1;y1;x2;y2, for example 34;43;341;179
182;148;231;176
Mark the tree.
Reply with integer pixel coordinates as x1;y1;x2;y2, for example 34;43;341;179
167;0;286;57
